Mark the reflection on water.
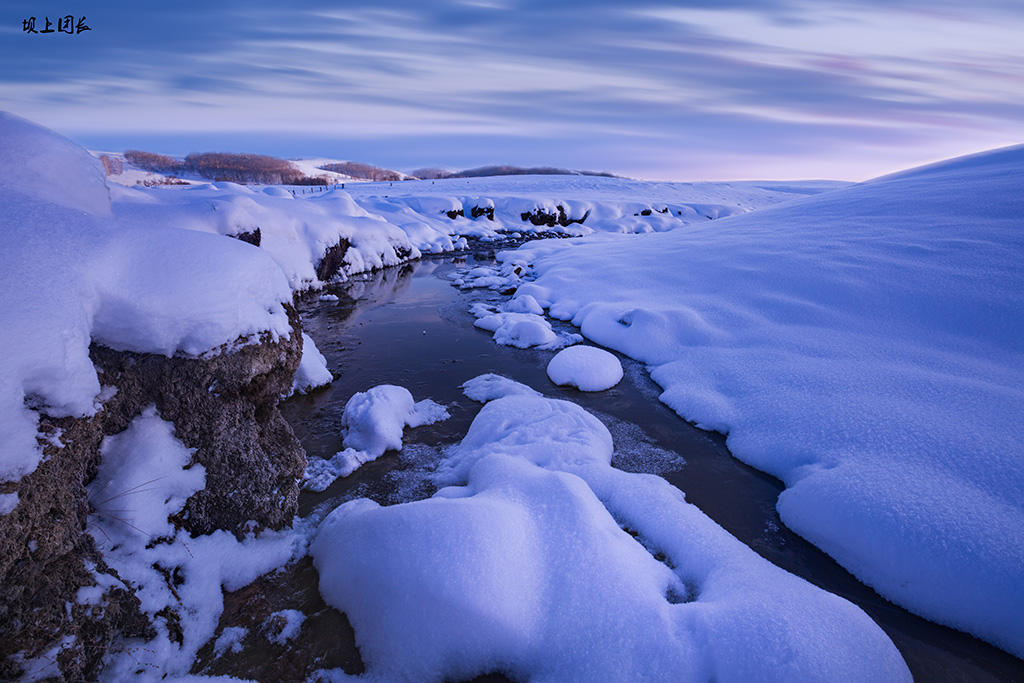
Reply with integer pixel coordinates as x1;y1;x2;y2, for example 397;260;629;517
257;255;1023;682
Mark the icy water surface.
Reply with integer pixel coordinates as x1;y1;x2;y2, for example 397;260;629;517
213;253;1023;682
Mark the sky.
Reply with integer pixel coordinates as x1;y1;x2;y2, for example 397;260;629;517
1;0;1022;180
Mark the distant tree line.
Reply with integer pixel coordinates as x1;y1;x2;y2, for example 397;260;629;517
124;150;328;185
318;161;405;182
412;165;620;180
98;154;123;176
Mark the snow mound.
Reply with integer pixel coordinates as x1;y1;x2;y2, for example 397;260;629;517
110;183;424;291
0;111;111;217
470;302;582;350
303;385;449;491
290;333;332;396
547;345;623;391
311;384;910;683
509;145;1024;656
461;374;541;402
435;394;613;486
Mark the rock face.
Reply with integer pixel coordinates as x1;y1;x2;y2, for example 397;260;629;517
520;205;590;228
0;307;305;680
0;414;153;683
315;238;352;282
89;305;305;537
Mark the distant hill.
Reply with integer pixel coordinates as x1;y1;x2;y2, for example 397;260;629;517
103;147;618;186
442;165;620;179
316;161;412;182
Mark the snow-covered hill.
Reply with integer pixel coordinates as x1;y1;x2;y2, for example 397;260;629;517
507;144;1024;657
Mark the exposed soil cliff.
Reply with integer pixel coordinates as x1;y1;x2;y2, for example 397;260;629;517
0;307;305;681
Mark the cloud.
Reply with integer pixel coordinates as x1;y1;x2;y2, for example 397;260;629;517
1;0;1021;179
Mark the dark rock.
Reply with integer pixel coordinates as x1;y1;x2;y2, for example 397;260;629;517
89;305;305;537
191;556;363;682
0;305;305;681
314;238;351;282
470;206;494;221
519;205;589;228
0;414;153;683
232;228;261;247
445;208;465;220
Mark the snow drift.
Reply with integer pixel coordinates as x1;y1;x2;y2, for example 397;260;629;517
312;379;911;683
508;145;1024;656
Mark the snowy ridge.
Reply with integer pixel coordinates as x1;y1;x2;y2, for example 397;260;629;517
507;146;1024;656
347;174;848;241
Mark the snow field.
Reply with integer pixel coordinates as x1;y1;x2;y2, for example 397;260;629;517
310;376;911;683
507;145;1024;656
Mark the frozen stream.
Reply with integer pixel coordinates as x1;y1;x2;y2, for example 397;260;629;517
201;252;1023;682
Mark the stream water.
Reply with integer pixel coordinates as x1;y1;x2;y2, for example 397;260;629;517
230;252;1022;682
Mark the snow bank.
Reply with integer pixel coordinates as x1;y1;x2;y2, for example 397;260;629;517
343;174;848;240
303;385;449;491
311;378;910;682
546;345;623;391
508;145;1024;656
0;113;293;486
109;182;427;291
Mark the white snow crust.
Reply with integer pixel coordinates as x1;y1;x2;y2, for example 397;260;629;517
546;345;623;391
311;377;911;683
508;145;1024;656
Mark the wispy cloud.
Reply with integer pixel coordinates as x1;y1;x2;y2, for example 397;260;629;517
2;0;1021;179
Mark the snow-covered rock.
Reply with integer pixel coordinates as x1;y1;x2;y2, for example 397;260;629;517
311;381;911;683
546;345;623;391
303;385;449;491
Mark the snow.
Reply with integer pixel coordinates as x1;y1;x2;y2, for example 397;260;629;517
212;627;247;656
461;373;542;402
87;408;206;543
83;408;309;681
546;345;623;391
266;609;305;645
0;112;295;485
290;333;333;396
470;299;582;350
109;182;428;291
302;385;449;491
342;174;849;240
310;377;911;683
507;145;1024;657
0;492;17;516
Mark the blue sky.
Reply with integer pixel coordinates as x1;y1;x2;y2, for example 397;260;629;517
1;0;1022;180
